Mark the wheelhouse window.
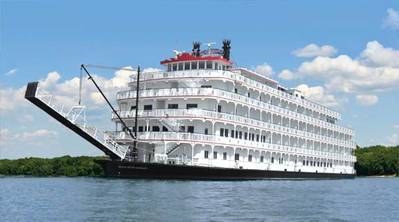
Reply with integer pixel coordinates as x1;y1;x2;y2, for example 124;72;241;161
206;61;212;69
167;64;171;72
168;104;178;109
172;63;177;71
199;61;205;69
184;62;190;70
186;104;198;109
191;61;197;69
144;105;152;111
204;150;209;159
178;63;183;70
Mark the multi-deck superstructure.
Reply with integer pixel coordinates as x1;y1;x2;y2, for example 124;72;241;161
111;41;356;177
25;40;356;179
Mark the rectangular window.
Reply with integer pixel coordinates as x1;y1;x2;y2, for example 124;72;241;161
217;105;222;113
220;128;224;137
224;129;228;137
235;131;238;138
186;104;198;109
179;126;185;132
248;155;252;162
184;62;190;70
167;64;171;72
162;126;168;132
130;105;136;111
231;130;234;138
187;126;194;133
168;104;178;109
235;153;239;161
260;156;264;162
178;63;183;70
244;132;248;140
191;61;197;69
199;61;205;69
152;126;160;132
234;88;238;93
206;61;212;69
172;63;177;71
213;151;217;159
204;128;208;135
204;150;209;159
138;126;143;132
271;157;274;163
144;105;152;111
256;135;259;142
223;152;227;160
239;131;242;139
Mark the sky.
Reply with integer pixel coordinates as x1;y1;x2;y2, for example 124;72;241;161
1;0;399;159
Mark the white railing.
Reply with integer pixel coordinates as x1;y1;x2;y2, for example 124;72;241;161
36;90;129;159
117;87;352;139
115;131;355;162
131;70;342;121
112;109;355;148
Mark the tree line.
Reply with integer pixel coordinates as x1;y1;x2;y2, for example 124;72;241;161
0;145;398;177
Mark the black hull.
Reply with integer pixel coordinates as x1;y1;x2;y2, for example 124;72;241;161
97;160;355;180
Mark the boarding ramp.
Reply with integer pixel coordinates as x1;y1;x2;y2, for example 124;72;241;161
25;82;129;160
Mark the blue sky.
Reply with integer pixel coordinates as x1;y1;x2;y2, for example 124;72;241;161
1;0;399;159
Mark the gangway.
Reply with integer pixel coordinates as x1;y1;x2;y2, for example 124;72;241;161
25;82;130;160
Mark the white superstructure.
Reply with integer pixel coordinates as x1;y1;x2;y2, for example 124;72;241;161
112;42;356;175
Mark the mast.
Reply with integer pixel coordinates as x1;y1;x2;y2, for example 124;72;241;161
132;66;140;161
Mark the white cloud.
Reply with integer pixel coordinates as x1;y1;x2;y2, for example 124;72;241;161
0;86;27;112
255;63;273;76
295;84;341;108
361;41;399;67
383;8;399;30
4;68;17;76
356;94;379;106
393;124;399;129
387;133;398;145
297;43;399;94
18;129;58;140
278;69;295;80
292;44;337;58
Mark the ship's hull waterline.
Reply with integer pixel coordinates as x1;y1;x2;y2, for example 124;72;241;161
97;160;355;180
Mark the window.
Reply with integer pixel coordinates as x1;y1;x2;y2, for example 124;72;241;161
172;63;177;71
138;126;144;132
186;104;198;109
303;160;306;166
260;156;264;162
152;126;160;132
204;150;209;159
223;152;227;160
167;64;171;72
235;131;238;138
224;129;228;137
256;135;259;142
201;85;212;88
187;126;194;133
179;126;185;132
244;132;248;140
130;105;136;111
162;126;168;132
222;65;226;70
178;63;183;70
168;104;178;109
231;130;235;138
184;62;190;70
220;128;224;136
191;61;197;69
144;105;152;111
235;153;240;161
204;128;209;135
248;155;252;162
206;61;212;69
248;92;250;98
217;105;222;113
234;88;238;93
199;61;205;69
213;151;217;159
239;131;242;139
271;157;274;163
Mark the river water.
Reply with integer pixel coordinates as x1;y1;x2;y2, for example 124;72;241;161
0;177;398;221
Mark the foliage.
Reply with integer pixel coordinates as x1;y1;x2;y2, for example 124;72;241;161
355;145;399;176
0;156;106;177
